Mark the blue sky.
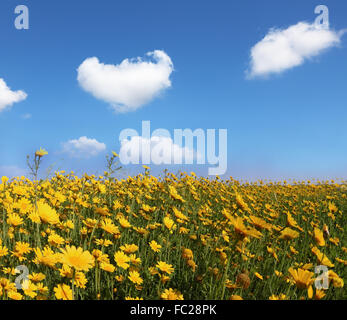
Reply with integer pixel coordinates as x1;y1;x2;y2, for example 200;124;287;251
0;0;346;181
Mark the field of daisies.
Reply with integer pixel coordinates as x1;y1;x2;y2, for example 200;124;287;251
0;150;346;300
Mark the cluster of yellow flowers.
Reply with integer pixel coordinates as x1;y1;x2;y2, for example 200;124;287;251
0;171;346;300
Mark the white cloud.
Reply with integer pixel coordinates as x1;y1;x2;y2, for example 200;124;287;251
0;78;27;112
248;22;345;78
77;50;174;113
0;165;27;178
61;136;106;158
21;113;32;119
119;135;200;165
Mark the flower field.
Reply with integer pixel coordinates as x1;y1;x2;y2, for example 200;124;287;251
0;158;346;300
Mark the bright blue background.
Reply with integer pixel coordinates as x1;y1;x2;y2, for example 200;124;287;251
0;0;346;181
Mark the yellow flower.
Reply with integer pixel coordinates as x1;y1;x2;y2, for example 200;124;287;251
307;285;313;299
59;264;73;278
288;267;315;289
65;220;74;230
249;215;272;230
160;274;170;285
129;254;141;265
328;270;344;288
3;267;16;275
311;246;334;268
228;216;262;239
163;216;176;230
278;227;299;240
254;272;263;280
114;251;130;270
28;211;41;224
289;246;299;255
95;239;113;247
133;226;149;236
16;198;32;214
1;176;9;184
36;200;60;225
100;262;116;273
286;212;303;232
28;273;46;282
36;283;49;294
0;246;8;257
0;278;16;294
313;228;325;246
8;290;23;300
6;213;23;227
222;230;230;242
128;271;143;285
173;207;189;221
179;227;189;234
269;294;287;300
59;246;94;271
168;185;185;202
120;244;138;254
71;271;88;289
314;290;326;300
161;288;184;300
48;233;65;247
115;275;124;282
100;218;120;235
33;246;59;267
156;261;174;274
11;242;32;261
235;193;250;212
219;251;227;263
35;147;48;157
328;201;338;213
113;200;123;211
142;203;156;213
92;250;110;264
22;280;38;298
54;284;73;300
329;237;339;246
14;242;29;255
149;240;162;253
118;217;131;228
182;248;194;260
186;259;197;272
148;267;159;276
